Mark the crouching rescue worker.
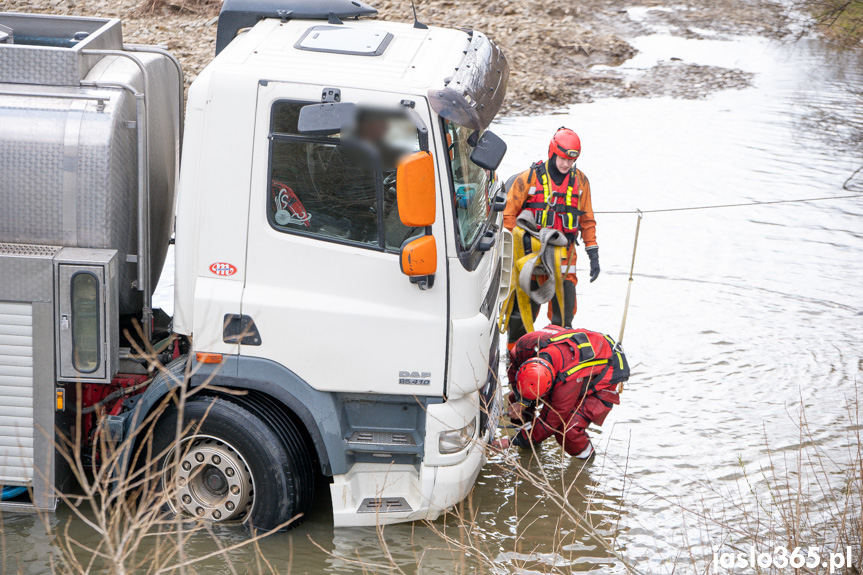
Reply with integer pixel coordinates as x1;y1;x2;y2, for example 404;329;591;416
501;127;600;349
492;325;630;459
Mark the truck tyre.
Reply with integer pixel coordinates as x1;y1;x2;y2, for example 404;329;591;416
151;395;313;530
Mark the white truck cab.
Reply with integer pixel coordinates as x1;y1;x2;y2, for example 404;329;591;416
0;0;512;529
169;0;512;526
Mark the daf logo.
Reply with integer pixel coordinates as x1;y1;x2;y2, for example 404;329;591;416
399;371;431;385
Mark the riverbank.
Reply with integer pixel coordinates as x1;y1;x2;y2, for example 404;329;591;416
0;0;791;113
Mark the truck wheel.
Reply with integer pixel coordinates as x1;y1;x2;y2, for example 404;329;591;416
151;396;312;530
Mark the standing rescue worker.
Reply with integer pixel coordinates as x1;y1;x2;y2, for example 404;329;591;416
492;325;629;458
503;127;600;348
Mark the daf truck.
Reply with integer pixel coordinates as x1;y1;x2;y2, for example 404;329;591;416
0;0;513;528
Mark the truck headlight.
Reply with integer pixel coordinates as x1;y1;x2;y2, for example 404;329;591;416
438;417;477;454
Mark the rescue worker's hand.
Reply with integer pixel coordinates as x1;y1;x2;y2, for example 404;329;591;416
490;437;511;450
587;247;600;282
507;402;526;422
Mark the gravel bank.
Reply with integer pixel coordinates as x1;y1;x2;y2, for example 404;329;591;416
0;0;789;113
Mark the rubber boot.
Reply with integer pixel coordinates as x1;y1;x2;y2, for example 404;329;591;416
507;280;540;345
574;441;594;459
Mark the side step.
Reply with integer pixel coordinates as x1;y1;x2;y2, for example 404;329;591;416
357;497;412;514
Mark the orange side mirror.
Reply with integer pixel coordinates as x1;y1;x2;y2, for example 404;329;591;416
400;235;437;277
397;151;436;227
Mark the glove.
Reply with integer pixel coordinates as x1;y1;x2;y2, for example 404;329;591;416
511;430;536;449
507;399;535;424
490;437;511;450
587;247;600;282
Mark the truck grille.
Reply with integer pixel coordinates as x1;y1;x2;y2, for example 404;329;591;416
347;431;416;446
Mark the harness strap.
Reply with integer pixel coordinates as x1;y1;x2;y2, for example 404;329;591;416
548;331;596;362
498;228;542;334
551;204;586;216
527;162;539;186
602;334;626;370
498;225;567;334
551;361;611;403
532;161;578;231
563;358;610;379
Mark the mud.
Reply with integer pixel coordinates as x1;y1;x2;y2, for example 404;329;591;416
0;0;790;113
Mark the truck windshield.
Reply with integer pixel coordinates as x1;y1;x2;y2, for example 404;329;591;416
443;119;493;248
269;101;422;251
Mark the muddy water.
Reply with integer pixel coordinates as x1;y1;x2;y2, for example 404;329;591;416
3;31;863;575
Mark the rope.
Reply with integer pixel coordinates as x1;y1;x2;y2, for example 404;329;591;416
594;193;862;215
618;210;642;345
844;165;863;191
605;192;861;369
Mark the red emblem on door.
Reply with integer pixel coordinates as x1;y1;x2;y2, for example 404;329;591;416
209;262;237;276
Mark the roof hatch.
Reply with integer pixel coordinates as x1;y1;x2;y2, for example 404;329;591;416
295;25;392;56
216;0;378;55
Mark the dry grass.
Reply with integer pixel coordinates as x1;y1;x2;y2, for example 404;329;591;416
795;0;863;43
615;393;863;575
303;383;862;575
136;0;220;17
0;332;296;575
1;346;860;574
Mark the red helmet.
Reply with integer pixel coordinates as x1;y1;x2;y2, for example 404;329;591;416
516;357;555;400
548;127;581;160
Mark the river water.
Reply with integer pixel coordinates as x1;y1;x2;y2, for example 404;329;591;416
3;23;863;575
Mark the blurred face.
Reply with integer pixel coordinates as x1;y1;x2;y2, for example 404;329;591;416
554;154;576;172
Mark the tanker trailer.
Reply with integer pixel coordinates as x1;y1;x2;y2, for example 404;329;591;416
0;12;180;511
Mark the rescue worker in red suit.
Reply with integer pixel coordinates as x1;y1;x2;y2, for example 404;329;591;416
503;128;600;349
492;325;630;458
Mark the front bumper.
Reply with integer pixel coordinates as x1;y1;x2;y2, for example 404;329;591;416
330;341;502;527
329;436;487;527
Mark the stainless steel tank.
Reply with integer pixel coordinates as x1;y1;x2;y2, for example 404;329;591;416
0;13;180;317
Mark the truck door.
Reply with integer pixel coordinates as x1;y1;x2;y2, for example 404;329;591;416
242;83;448;397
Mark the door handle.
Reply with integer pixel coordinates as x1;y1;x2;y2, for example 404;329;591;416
477;230;496;252
492;190;506;212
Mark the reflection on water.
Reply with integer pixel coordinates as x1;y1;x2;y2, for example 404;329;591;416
5;32;863;575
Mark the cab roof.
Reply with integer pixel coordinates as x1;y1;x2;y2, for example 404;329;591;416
211;18;471;95
215;0;378;54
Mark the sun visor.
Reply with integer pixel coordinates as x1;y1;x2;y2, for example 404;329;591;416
428;30;509;131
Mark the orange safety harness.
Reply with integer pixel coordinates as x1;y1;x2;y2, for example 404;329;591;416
521;161;585;234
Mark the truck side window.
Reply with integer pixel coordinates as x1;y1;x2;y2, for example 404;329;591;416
269;138;380;246
269;102;379;246
443;120;493;249
268;101;422;251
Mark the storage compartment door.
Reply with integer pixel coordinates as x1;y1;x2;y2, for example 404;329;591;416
57;265;106;380
0;301;34;488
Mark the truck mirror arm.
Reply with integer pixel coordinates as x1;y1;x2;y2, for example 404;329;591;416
400;100;430;152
